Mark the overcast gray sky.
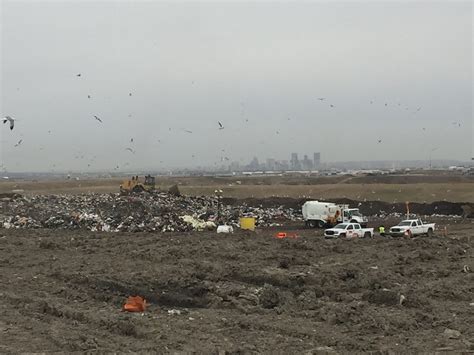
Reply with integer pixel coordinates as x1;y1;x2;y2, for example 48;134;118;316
0;0;472;172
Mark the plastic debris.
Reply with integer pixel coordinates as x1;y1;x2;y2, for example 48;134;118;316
0;191;302;233
123;296;147;312
217;225;234;233
443;328;461;339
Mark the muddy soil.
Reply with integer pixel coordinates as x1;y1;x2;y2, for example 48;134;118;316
223;197;474;217
0;221;473;353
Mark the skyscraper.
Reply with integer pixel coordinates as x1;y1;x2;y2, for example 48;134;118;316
290;153;300;170
313;152;321;168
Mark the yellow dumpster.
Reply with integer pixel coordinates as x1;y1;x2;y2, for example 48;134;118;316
240;217;256;231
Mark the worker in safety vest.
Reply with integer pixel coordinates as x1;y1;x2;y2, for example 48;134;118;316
378;225;385;236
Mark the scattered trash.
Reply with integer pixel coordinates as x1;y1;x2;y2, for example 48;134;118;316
180;215;216;231
399;294;406;306
167;309;182;315
443;328;461;339
462;265;471;273
217;225;234;233
0;192;301;233
123;296;147;312
369;266;379;270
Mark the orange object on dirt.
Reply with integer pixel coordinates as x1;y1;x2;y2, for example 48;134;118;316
275;232;298;239
123;296;147;312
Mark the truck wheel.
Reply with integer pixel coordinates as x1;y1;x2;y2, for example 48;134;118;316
364;231;371;238
339;233;346;238
427;228;433;237
308;220;317;228
318;220;325;228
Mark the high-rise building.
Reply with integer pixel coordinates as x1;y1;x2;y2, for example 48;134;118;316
248;157;259;171
290;153;300;170
313;152;321;167
303;155;313;170
266;158;276;171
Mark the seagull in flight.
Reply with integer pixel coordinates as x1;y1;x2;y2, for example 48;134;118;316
317;98;325;101
329;104;335;108
93;115;102;123
14;139;23;147
218;121;224;130
76;73;81;77
125;147;135;154
3;116;15;130
130;138;134;143
377;139;382;143
182;129;193;134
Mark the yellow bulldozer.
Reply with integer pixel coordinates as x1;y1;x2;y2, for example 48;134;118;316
120;175;156;194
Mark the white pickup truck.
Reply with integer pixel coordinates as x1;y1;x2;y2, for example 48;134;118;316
324;223;374;239
389;219;436;237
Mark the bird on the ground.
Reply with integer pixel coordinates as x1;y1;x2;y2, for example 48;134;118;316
218;121;224;130
3;116;15;130
125;147;135;154
14;139;23;147
93;115;102;123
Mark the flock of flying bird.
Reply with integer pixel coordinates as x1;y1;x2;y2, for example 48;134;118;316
1;73;465;170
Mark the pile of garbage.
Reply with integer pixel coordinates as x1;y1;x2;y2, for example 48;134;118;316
0;192;301;233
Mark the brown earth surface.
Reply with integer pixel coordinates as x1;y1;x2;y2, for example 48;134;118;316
1;174;474;203
0;219;473;353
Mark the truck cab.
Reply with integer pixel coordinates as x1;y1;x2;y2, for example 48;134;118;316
342;208;368;227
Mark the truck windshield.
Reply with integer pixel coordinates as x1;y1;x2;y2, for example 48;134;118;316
334;224;348;229
349;210;362;217
397;221;412;226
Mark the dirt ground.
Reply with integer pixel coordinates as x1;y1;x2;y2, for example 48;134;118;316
0;219;472;353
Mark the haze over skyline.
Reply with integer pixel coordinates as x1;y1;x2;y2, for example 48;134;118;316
1;1;472;172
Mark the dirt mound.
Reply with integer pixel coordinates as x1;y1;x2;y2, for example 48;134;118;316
223;197;474;217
